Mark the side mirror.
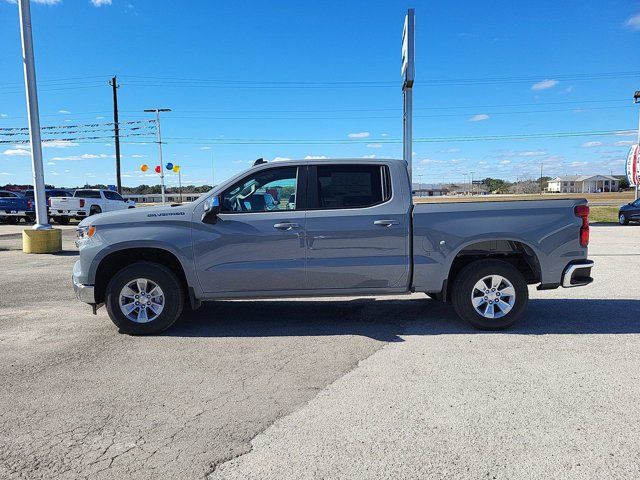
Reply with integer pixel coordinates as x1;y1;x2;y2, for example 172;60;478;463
202;195;221;224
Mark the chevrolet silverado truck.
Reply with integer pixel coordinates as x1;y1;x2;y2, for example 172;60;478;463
72;159;594;335
50;188;134;224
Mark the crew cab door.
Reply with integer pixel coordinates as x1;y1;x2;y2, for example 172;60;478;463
193;165;308;294
304;163;411;291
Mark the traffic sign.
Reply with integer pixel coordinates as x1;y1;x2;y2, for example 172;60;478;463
626;144;639;187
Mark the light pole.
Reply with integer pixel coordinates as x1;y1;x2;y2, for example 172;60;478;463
634;91;640;200
18;0;48;230
144;108;171;203
469;171;475;196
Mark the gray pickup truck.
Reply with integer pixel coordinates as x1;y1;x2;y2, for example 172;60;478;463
73;158;594;335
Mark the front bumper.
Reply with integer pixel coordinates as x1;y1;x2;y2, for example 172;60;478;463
73;275;95;303
562;260;594;288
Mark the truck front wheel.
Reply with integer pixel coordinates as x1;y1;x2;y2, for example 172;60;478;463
105;262;185;335
451;259;528;330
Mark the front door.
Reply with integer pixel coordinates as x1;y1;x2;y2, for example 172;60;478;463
193;165;307;294
304;163;411;291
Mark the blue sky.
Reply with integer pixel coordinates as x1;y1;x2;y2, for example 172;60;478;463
1;0;639;188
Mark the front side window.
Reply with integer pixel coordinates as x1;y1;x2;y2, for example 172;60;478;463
221;166;297;213
314;165;388;209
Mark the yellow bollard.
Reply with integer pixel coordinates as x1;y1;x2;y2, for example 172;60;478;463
22;228;62;254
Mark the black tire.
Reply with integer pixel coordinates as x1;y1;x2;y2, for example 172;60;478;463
451;259;528;330
105;262;185;335
89;205;102;216
56;216;70;225
619;213;629;226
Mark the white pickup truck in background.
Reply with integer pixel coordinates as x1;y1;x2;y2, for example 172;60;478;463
50;189;134;224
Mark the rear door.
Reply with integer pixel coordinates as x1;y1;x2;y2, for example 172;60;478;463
304;162;411;291
193;165;309;294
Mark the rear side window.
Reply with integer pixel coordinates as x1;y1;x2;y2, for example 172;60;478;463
75;190;101;199
313;165;390;209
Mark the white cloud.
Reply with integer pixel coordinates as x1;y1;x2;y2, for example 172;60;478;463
130;154;146;158
200;146;212;150
446;148;460;153
0;113;7;118
614;140;635;147
625;13;640;30
347;132;370;139
499;160;512;165
450;158;464;165
272;157;290;162
50;153;114;161
380;133;388;137
569;161;588;167
614;130;637;137
362;154;376;159
43;140;79;148
58;110;71;114
90;0;112;6
531;79;559;91
304;155;328;159
420;158;436;165
559;86;574;94
0;172;12;176
5;0;62;4
3;148;30;156
96;116;105;120
518;150;547;156
47;162;56;165
366;143;383;148
581;141;603;148
469;114;489;122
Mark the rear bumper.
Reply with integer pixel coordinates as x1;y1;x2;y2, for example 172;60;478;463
561;260;594;288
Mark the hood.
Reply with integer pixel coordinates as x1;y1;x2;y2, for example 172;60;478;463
79;203;194;227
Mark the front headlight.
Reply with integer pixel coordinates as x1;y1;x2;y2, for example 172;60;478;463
76;225;96;240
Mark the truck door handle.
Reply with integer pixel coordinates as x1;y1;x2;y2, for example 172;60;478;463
273;222;300;231
373;219;399;227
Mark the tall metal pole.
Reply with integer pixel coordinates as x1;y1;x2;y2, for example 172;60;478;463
145;108;170;204
540;162;544;195
110;76;122;194
18;0;49;230
178;168;183;203
401;9;415;187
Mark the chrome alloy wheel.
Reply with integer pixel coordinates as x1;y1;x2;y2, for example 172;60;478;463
119;278;165;323
471;275;516;319
619;214;626;225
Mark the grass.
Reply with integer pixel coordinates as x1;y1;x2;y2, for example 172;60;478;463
588;205;620;223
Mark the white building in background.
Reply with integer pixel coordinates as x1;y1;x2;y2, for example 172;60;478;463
547;175;619;193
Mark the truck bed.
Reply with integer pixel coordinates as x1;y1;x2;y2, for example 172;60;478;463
411;198;588;293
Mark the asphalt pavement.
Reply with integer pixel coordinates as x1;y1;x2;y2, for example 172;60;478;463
0;224;638;479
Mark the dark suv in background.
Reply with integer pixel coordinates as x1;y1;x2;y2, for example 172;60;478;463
619;198;640;225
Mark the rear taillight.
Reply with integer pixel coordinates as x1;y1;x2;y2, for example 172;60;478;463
575;205;589;247
47;198;51;206
79;199;85;208
27;199;33;210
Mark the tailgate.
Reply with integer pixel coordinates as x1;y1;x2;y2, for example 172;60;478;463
50;197;80;210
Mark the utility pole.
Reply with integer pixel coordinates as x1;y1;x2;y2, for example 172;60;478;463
540;162;544;195
144;108;171;203
178;168;183;204
109;76;122;194
469;171;474;196
18;0;48;231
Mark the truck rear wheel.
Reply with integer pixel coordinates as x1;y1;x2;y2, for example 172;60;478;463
55;216;70;225
105;262;185;335
451;259;528;330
